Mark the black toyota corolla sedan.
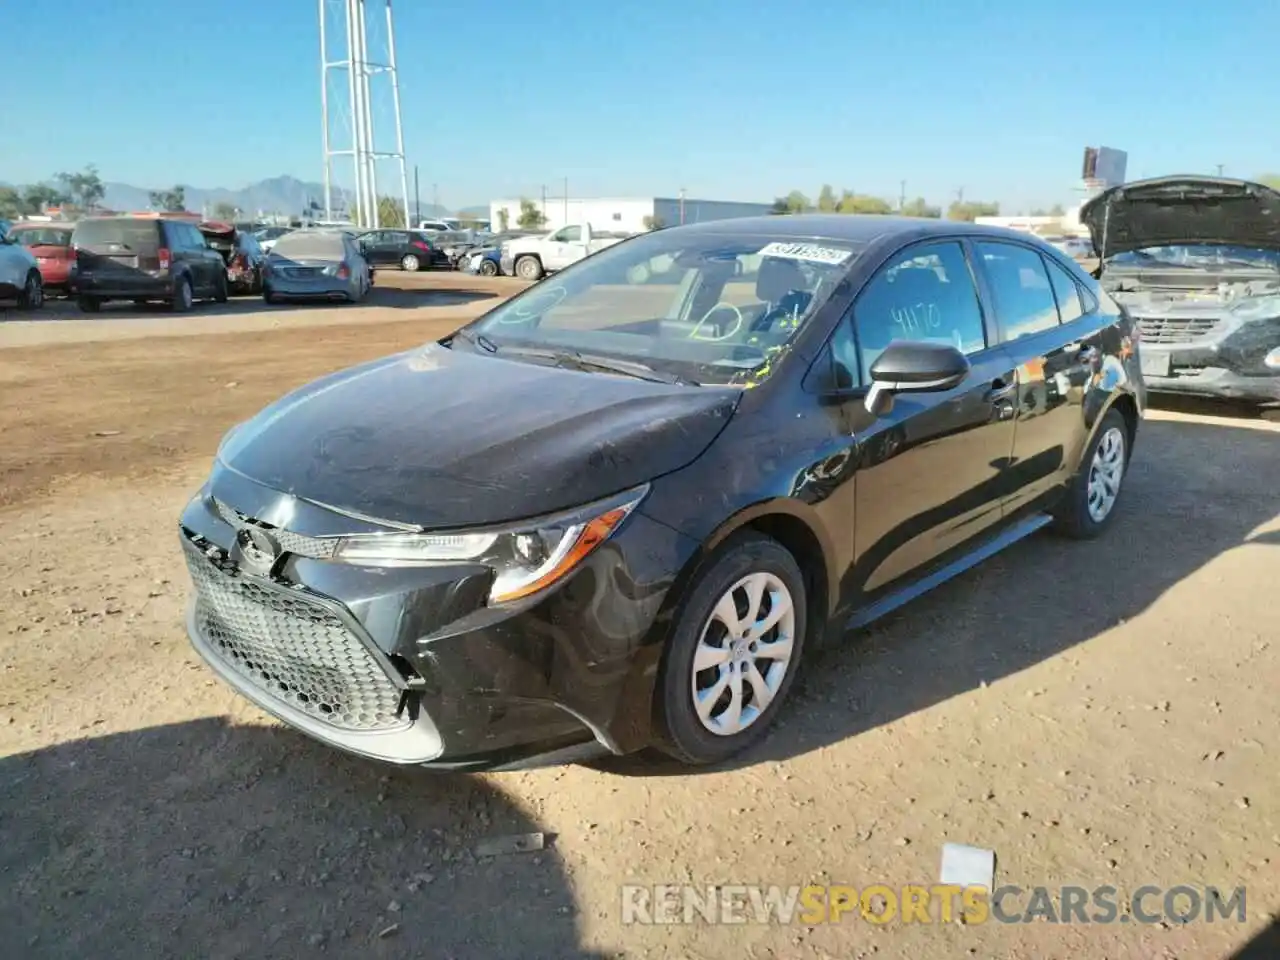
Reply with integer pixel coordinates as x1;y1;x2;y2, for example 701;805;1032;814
179;215;1145;771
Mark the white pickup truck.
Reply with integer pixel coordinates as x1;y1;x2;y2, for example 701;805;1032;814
499;223;631;281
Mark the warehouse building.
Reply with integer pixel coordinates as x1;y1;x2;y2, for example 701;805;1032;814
488;196;773;235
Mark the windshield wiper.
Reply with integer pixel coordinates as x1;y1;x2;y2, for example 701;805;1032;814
495;345;699;386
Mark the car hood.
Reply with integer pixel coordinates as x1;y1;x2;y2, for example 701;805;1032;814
216;342;741;529
1080;176;1280;260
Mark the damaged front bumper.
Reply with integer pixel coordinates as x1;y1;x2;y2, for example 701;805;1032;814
1134;311;1280;403
178;465;697;771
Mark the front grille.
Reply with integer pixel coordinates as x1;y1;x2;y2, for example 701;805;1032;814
185;546;408;732
1136;316;1222;344
211;498;338;560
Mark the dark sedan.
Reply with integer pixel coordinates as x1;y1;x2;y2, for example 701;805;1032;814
1081;175;1280;406
178;215;1144;771
357;229;446;271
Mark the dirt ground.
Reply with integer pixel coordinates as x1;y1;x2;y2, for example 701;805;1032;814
1;273;1277;960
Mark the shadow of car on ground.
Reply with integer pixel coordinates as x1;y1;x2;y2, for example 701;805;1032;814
0;718;610;960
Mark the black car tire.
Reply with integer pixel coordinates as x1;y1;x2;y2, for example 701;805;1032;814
479;259;499;277
263;288;278;305
655;532;808;766
18;270;44;310
514;255;543;281
214;273;229;304
77;296;101;313
400;253;421;272
1052;406;1131;540
170;276;193;313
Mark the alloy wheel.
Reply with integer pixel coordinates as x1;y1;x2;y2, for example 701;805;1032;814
402;254;420;271
1086;425;1126;522
690;572;796;736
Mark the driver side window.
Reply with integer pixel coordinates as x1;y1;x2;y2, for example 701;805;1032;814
551;226;582;243
853;241;986;384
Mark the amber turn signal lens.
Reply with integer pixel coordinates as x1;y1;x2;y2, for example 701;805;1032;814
490;507;631;603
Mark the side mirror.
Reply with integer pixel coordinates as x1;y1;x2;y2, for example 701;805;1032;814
864;340;970;417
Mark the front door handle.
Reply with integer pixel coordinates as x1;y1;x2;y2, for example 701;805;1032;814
983;376;1017;403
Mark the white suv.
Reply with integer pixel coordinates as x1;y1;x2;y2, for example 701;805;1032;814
0;227;44;310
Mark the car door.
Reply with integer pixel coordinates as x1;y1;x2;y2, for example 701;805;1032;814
838;239;1019;602
972;240;1107;515
0;233;25;290
544;225;583;270
168;223;203;292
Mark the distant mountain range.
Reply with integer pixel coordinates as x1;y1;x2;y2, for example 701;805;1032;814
1;174;487;220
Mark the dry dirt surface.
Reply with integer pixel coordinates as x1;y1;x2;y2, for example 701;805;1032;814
1;274;1278;959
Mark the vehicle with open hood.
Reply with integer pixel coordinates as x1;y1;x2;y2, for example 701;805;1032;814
1080;175;1280;406
179;215;1143;772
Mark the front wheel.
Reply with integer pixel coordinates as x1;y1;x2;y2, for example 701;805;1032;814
655;533;808;766
77;296;101;313
18;271;44;310
400;253;420;272
214;273;229;304
1052;407;1131;539
478;259;498;277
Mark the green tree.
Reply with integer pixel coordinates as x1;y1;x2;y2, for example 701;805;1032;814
22;184;68;213
836;192;892;214
211;201;238;222
148;186;187;212
56;164;105;210
496;208;511;232
900;196;941;218
0;186;23;219
947;200;999;222
1256;174;1280;189
376;196;406;227
1049;203;1065;217
816;184;839;213
516;198;546;230
642;214;665;231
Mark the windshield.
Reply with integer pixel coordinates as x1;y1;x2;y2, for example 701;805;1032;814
465;230;864;385
1108;244;1280;270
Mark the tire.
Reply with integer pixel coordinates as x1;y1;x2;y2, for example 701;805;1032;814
170;276;193;313
77;296;101;313
1052;407;1131;540
478;259;498;277
18;270;44;310
263;288;278;305
214;273;229;304
400;253;420;272
514;255;543;281
655;532;808;766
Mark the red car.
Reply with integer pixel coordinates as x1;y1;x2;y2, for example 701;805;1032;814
8;223;75;292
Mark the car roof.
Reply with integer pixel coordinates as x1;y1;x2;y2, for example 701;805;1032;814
674;213;1047;246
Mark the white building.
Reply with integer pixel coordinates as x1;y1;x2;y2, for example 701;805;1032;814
488;196;773;235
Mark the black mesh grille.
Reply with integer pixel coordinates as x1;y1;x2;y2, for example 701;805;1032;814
1136;316;1222;345
210;498;339;560
185;547;407;732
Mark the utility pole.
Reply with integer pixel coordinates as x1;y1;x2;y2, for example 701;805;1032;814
540;185;547;222
679;187;686;225
413;165;420;225
563;177;568;225
432;182;439;214
899;180;906;212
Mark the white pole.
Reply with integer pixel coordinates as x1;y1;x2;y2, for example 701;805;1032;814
343;0;364;225
356;0;378;227
385;0;411;228
319;0;332;220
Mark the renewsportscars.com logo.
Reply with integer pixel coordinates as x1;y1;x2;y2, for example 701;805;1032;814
620;884;1249;926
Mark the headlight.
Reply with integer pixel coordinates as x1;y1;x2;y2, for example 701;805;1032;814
332;486;647;604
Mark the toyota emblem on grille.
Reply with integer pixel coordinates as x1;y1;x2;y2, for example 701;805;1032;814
235;525;281;576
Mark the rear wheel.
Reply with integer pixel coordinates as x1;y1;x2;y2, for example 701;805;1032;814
77;296;101;313
400;253;420;272
478;259;498;277
655;532;808;766
1052;407;1130;539
18;271;43;310
213;273;229;303
170;276;193;313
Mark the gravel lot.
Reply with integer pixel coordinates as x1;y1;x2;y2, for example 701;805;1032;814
1;273;1277;959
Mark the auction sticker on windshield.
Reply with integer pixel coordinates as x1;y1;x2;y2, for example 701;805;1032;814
757;242;853;265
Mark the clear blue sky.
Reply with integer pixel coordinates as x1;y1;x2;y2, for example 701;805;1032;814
7;0;1280;211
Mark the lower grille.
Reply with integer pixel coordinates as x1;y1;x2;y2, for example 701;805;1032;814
185;546;408;732
1136;316;1222;344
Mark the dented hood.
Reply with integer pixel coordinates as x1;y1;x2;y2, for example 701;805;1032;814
216;343;741;529
1080;176;1280;259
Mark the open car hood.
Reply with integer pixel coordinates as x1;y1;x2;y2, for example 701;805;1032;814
1080;176;1280;260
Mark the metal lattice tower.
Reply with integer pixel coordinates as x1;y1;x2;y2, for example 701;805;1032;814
319;0;410;228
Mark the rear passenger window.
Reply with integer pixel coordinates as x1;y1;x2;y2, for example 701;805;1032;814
976;241;1059;342
1044;256;1085;324
852;241;987;383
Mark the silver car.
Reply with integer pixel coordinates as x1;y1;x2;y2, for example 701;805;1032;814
262;230;371;304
